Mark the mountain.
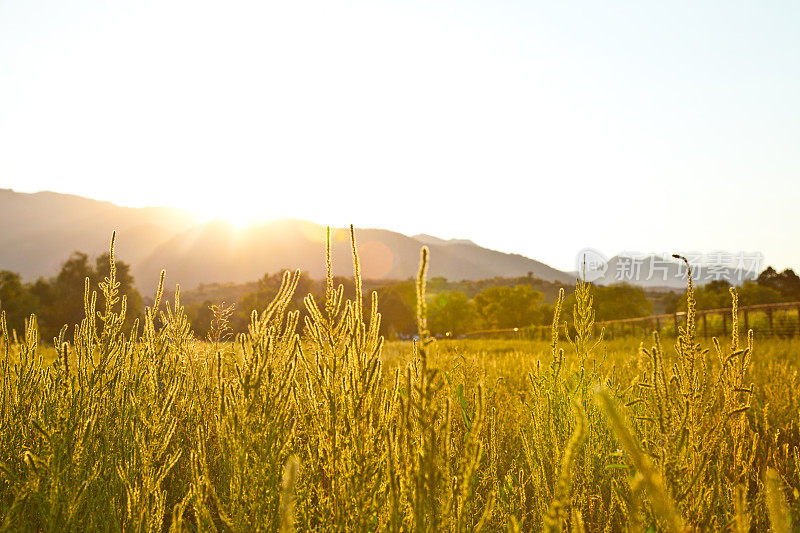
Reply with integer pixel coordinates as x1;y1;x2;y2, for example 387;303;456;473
412;234;477;247
136;220;574;289
0;189;198;280
0;189;574;290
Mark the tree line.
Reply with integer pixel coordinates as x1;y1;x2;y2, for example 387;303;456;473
3;250;799;341
664;267;800;313
176;274;655;339
0;252;142;341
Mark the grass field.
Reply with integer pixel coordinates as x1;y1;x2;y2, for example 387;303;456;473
0;233;798;532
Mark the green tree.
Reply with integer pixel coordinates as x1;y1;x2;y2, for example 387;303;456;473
0;271;40;337
661;291;683;314
234;271;315;332
374;283;416;338
38;252;95;339
428;290;474;336
738;281;782;306
757;267;800;300
186;300;215;339
574;283;652;321
673;279;783;312
474;285;543;329
685;280;733;310
32;251;143;340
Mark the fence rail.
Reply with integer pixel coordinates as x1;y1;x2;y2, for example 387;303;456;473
464;301;800;340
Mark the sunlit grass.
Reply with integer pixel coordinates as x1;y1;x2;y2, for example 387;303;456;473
0;232;797;531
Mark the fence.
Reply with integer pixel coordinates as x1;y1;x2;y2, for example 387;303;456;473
463;301;800;341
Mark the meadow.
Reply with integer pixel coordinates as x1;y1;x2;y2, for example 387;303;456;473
0;230;798;532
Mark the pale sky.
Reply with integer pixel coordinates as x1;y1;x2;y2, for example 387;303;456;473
1;1;799;271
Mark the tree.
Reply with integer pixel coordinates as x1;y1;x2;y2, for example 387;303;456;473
660;291;683;314
582;283;652;321
187;300;215;339
737;281;782;306
37;252;95;339
428;290;474;336
757;267;800;300
32;251;143;340
672;279;784;313
234;271;315;332
474;285;543;329
0;271;40;337
695;280;733;310
374;283;416;338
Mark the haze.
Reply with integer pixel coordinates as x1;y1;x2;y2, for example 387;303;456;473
1;1;798;271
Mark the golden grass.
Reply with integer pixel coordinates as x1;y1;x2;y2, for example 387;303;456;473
0;231;798;531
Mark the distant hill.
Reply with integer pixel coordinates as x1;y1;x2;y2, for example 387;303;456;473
0;189;574;290
137;219;574;289
412;234;477;247
0;188;197;280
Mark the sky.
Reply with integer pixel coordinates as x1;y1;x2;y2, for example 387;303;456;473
1;0;799;272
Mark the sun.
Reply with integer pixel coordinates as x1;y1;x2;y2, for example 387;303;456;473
189;202;263;230
218;210;258;230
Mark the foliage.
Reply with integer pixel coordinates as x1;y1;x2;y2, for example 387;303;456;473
589;283;652;321
736;281;784;306
0;272;39;337
757;266;800;300
673;279;784;311
427;290;475;336
232;271;314;332
474;285;545;329
373;282;417;338
0;251;143;341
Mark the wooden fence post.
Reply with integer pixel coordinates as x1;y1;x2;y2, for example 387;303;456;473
767;308;774;337
796;306;800;337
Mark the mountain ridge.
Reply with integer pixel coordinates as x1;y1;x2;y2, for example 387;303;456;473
0;189;575;289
